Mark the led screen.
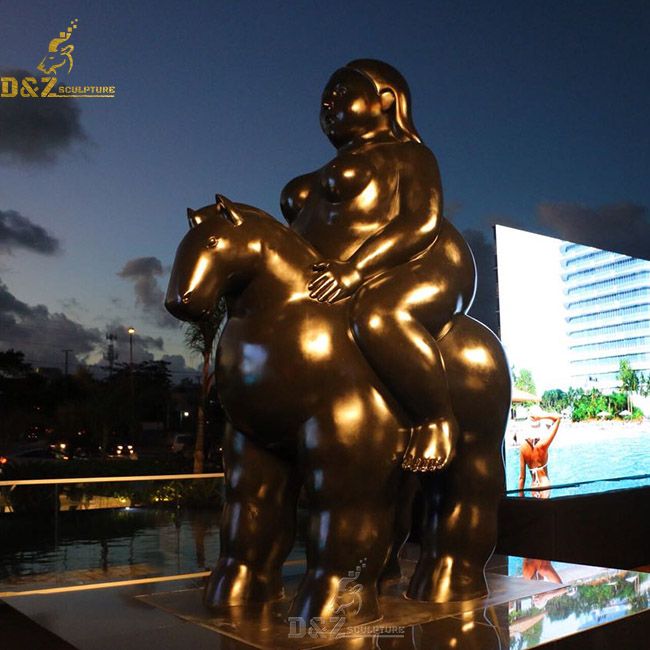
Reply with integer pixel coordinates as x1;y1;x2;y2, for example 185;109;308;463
495;225;650;494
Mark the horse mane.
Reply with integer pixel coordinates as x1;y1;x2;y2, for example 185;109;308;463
234;202;319;261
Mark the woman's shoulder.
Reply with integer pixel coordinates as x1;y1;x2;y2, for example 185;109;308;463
370;139;438;169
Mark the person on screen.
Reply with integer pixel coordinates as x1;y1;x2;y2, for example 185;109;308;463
518;408;561;498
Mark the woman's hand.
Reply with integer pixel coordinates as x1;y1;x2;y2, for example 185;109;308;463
308;260;363;303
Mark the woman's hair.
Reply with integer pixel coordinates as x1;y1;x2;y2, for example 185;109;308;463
345;59;422;144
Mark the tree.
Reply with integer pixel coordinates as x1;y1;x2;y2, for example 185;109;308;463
541;388;568;412
617;359;644;412
0;349;32;377
513;368;536;395
183;299;227;473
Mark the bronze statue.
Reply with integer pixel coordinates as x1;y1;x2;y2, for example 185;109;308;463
165;60;510;627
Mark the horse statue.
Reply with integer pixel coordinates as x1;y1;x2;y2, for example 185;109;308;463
165;195;510;626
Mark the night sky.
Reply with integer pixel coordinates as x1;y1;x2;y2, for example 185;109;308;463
1;1;649;375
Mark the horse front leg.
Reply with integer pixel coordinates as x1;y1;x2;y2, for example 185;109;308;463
204;424;301;609
289;412;405;627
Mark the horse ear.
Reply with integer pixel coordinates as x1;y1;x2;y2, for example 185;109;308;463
215;194;244;227
187;208;203;228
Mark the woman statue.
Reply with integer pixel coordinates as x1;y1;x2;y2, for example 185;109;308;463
281;59;477;471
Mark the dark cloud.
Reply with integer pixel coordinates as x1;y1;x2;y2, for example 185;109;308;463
0;280;102;367
0;69;87;165
463;228;500;337
0;209;60;254
118;256;177;329
535;202;650;261
161;354;199;378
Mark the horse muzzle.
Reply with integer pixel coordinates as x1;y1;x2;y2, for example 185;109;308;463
165;288;201;321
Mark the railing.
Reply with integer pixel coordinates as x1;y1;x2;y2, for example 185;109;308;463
0;472;223;487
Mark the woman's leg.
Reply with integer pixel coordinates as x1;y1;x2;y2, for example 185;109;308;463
351;257;470;469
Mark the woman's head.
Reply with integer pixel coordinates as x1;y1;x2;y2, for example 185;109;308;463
320;59;422;147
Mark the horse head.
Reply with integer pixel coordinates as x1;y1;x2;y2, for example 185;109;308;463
165;194;261;322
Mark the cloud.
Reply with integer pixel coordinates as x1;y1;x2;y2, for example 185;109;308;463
463;228;500;336
0;280;103;366
0;69;87;165
60;297;83;311
161;354;199;378
118;256;177;329
0;209;60;254
535;202;650;261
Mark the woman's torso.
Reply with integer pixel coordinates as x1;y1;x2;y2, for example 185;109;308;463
288;141;432;260
523;440;550;484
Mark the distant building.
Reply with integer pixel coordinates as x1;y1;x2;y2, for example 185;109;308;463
561;243;650;391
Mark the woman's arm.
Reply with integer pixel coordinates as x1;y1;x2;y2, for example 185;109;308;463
539;414;561;450
280;172;316;225
309;144;443;302
348;144;442;277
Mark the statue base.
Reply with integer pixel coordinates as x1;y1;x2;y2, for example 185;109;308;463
4;553;649;649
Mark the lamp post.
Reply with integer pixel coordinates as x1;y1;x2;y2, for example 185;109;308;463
128;327;135;367
127;327;136;435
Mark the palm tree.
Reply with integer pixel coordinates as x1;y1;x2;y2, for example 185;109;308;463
183;299;227;472
617;359;643;414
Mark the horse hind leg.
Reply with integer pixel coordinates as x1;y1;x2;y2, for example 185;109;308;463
378;471;418;591
204;425;300;609
408;315;510;602
406;441;504;602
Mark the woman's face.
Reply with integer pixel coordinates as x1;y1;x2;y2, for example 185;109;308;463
320;69;386;147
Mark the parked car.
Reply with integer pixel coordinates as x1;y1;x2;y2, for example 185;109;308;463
0;445;69;476
105;442;138;460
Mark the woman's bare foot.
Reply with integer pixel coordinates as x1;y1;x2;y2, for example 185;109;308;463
402;415;459;472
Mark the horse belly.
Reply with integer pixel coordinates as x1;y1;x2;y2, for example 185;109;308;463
215;324;316;441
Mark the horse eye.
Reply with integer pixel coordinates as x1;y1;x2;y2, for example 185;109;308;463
207;236;219;249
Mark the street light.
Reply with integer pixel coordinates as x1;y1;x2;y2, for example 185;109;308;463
127;327;136;436
127;327;135;366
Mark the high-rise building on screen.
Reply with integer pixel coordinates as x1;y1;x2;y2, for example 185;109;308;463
561;243;650;390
